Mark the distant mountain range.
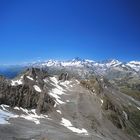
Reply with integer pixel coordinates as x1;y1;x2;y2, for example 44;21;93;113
29;58;140;72
0;58;140;79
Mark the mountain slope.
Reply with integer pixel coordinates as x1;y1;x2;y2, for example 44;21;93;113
0;68;140;140
29;58;140;101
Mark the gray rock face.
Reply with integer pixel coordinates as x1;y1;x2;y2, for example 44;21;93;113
0;68;55;113
58;73;69;81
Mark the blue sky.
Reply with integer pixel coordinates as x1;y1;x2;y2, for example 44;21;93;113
0;0;140;64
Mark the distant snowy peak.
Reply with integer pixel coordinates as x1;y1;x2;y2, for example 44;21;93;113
42;60;61;67
30;58;140;72
128;61;140;65
126;61;140;72
32;58;96;68
104;59;122;67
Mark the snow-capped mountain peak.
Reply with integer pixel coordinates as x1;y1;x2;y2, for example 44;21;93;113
128;61;140;65
27;58;140;74
126;61;140;72
105;59;122;67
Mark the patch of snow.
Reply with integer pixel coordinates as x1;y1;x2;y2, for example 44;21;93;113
68;127;88;135
1;104;9;111
130;97;135;101
49;77;66;105
50;77;58;85
52;88;64;95
61;118;88;135
54;103;57;108
11;76;23;86
50;77;65;91
43;78;49;83
27;76;34;81
61;118;72;126
75;80;80;84
0;105;50;125
56;110;62;114
33;85;42;92
31;109;36;115
14;107;20;110
137;107;140;111
20;114;40;124
100;99;103;105
0;109;18;124
60;81;71;87
2;105;9;108
49;92;65;104
123;111;128;120
100;78;103;81
1;106;6;111
18;109;49;124
20;107;29;114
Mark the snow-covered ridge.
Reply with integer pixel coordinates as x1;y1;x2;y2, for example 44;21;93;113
47;76;67;105
105;59;122;67
30;58;140;72
126;61;140;72
128;61;140;65
0;105;50;125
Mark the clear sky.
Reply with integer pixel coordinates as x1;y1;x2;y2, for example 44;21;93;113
0;0;140;64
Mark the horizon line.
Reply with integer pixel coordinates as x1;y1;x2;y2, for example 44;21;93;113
0;57;140;66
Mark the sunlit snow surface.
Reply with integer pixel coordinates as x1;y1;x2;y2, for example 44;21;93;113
33;85;42;92
137;107;140;111
0;105;18;124
20;109;49;124
48;77;66;105
56;110;62;114
0;105;50;125
61;118;88;135
26;76;34;81
126;61;140;72
11;76;23;86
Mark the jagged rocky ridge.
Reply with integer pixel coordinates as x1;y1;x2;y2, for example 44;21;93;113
80;77;140;138
0;68;55;113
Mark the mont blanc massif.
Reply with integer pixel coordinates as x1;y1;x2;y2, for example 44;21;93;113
0;58;140;140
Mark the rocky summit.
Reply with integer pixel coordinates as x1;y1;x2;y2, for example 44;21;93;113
0;59;140;140
0;68;55;114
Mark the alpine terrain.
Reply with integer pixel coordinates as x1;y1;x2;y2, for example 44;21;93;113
0;58;140;140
